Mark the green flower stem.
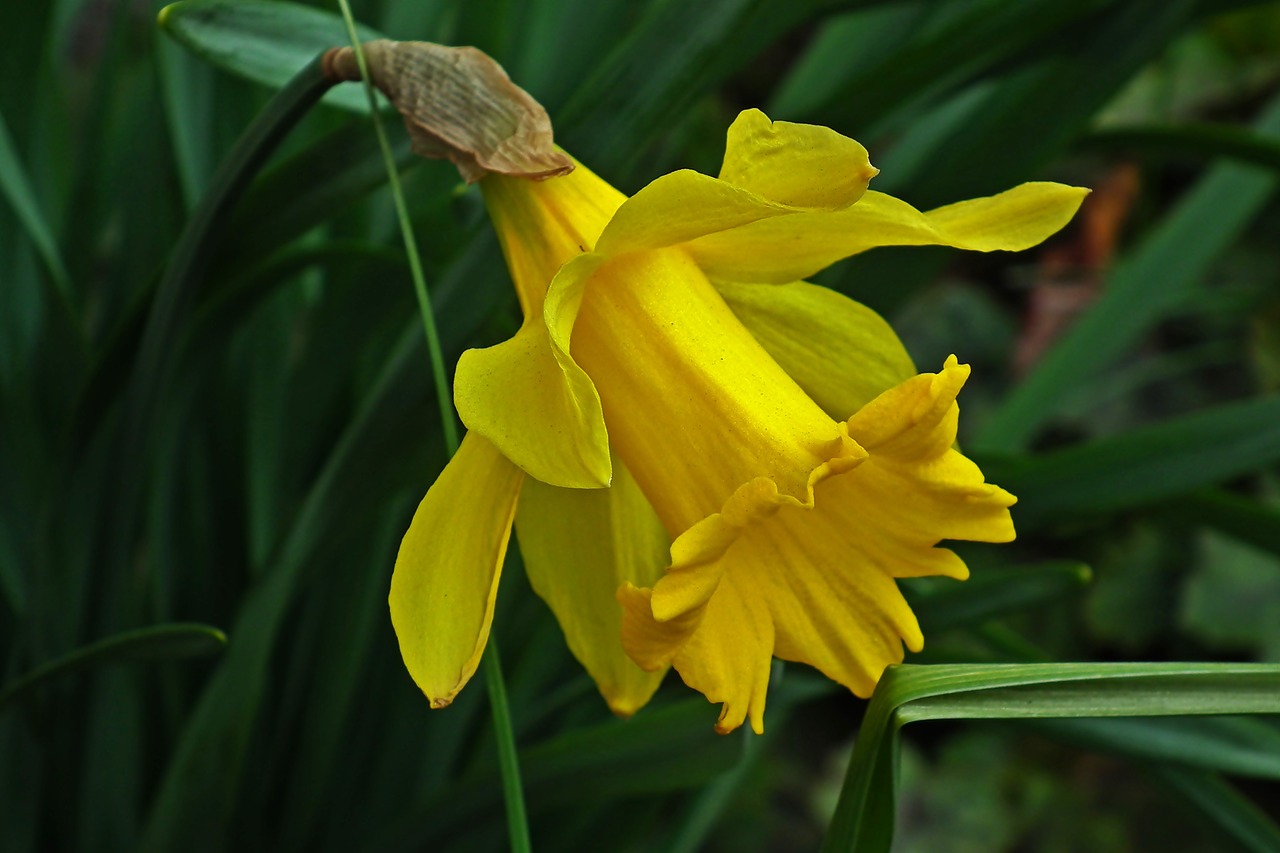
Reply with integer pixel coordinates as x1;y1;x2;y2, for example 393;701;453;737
333;4;458;456
332;6;530;852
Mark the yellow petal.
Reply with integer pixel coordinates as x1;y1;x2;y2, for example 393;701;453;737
719;108;877;210
620;575;772;736
595;169;791;257
843;356;1017;545
684;183;1090;284
482;162;624;317
671;575;774;735
716;279;916;421
621;360;1016;731
455;315;611;489
389;432;524;708
569;247;850;532
595;110;881;257
516;458;670;717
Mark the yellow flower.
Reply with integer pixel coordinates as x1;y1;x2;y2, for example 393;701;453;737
389;109;1087;731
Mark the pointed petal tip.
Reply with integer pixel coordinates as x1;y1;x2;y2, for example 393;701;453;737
428;694;455;710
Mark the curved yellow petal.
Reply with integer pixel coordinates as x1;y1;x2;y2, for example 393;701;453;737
570;247;847;532
595;170;790;256
482;162;624;317
719;108;876;210
685;183;1090;284
621;359;1015;731
389;432;524;708
516;458;670;717
620;575;772;735
716;279;916;421
455;316;611;489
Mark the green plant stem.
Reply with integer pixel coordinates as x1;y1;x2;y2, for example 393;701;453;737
333;4;457;455
332;7;530;852
482;635;533;853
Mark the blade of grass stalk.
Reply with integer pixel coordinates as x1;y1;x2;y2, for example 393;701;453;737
1081;123;1280;173
822;663;1280;853
157;33;216;209
275;507;406;850
1157;490;1280;559
979;91;1280;451
0;623;226;712
666;729;760;853
555;0;863;182
780;0;1116;133
978;394;1280;531
1151;765;1280;853
138;320;428;852
101;53;335;641
821;0;1207;315
332;7;526;852
158;0;385;113
863;0;1198;206
0;106;72;310
370;697;746;851
910;561;1091;633
1031;716;1280;779
220;121;416;274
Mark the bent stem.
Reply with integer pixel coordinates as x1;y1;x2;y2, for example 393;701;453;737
333;5;531;852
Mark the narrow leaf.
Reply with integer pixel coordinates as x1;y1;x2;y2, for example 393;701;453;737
0;623;227;711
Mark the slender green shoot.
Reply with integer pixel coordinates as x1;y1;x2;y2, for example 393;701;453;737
332;6;529;852
333;1;458;455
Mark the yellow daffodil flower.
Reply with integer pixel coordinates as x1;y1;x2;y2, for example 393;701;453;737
390;108;1087;731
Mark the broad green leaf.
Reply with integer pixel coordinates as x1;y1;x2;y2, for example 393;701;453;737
0;623;226;711
979;91;1280;450
979;394;1280;530
823;663;1280;853
158;0;385;113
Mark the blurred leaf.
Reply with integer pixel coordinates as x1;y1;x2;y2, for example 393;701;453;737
823;663;1280;853
782;0;1115;135
980;393;1280;530
979;91;1280;450
0;105;72;306
220;121;416;273
1180;530;1280;660
157;32;216;208
1151;764;1280;853
0;623;227;711
1034;715;1280;779
912;561;1092;634
1159;489;1280;558
556;0;859;181
159;0;385;113
1082;122;1280;172
137;324;431;853
373;698;745;851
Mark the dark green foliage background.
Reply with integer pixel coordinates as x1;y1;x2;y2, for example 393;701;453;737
2;1;1280;850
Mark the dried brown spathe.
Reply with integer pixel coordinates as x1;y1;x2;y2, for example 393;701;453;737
325;40;574;183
